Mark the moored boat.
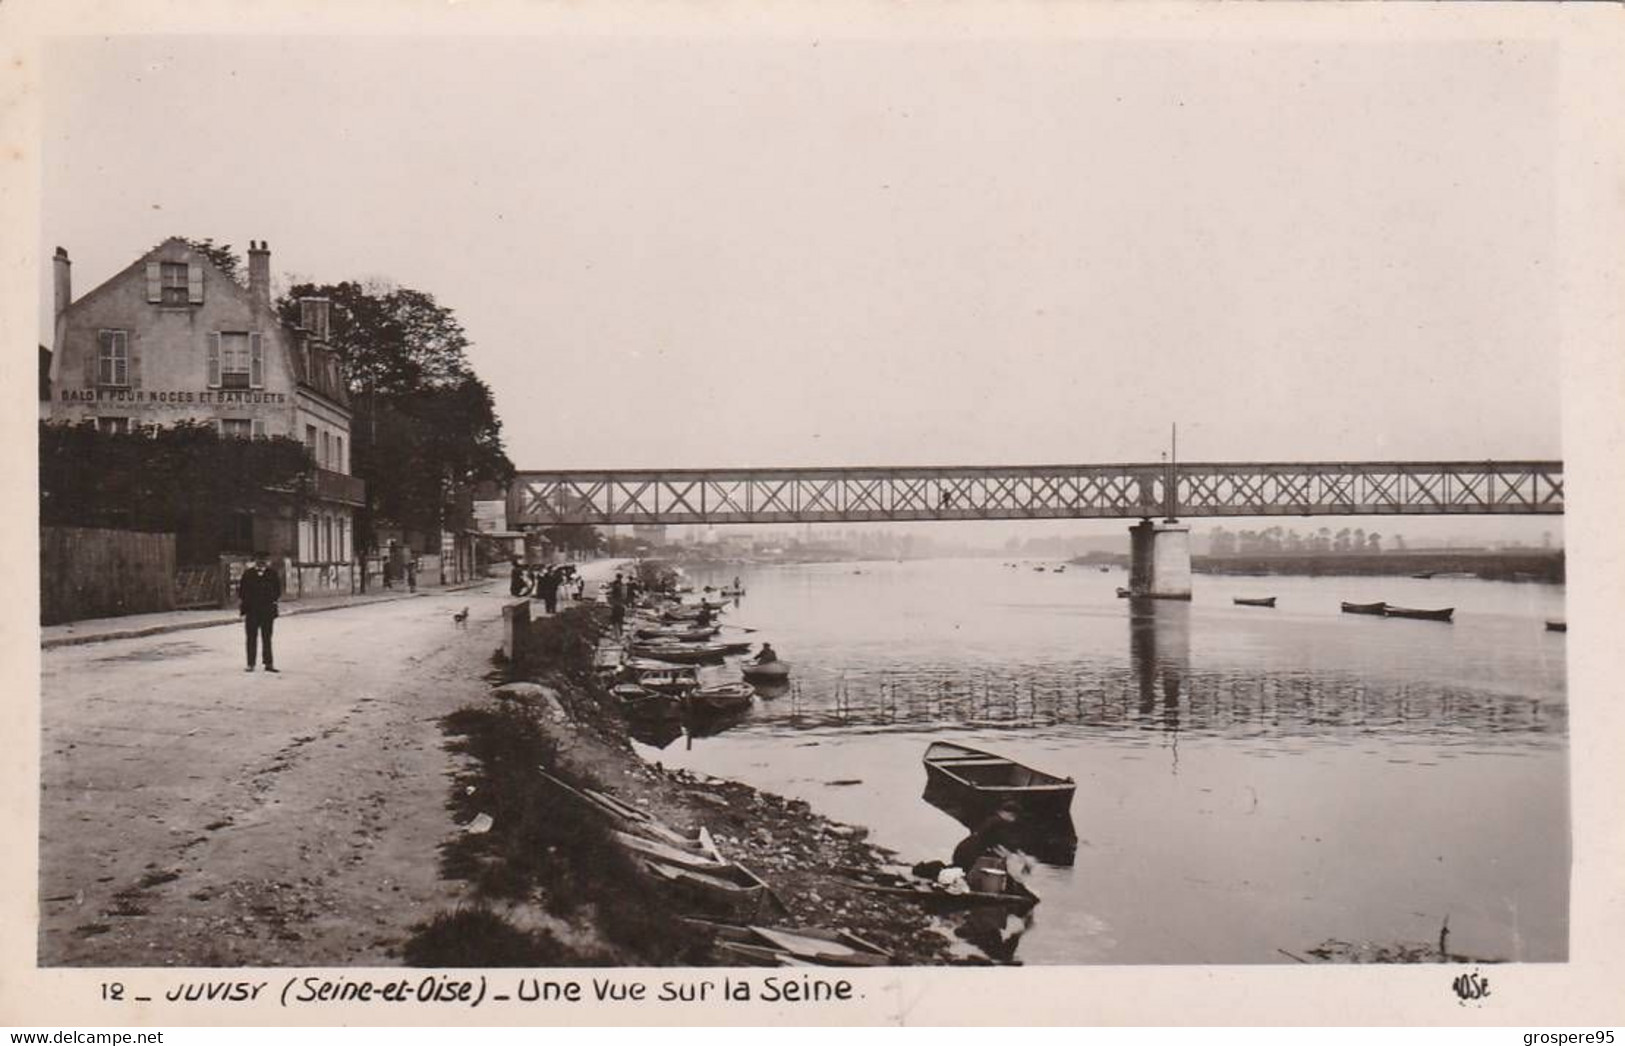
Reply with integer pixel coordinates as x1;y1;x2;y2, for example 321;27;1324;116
1383;605;1454;622
1233;596;1276;608
629;663;702;696
922;741;1075;819
1340;601;1388;616
610;682;681;718
1546;619;1567;633
628;642;731;665
686;683;755;715
833;865;1038;913
1115;586;1133;598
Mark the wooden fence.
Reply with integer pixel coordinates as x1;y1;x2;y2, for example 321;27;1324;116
40;526;177;625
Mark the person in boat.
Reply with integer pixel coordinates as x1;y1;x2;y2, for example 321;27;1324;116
696;604;714;627
950;806;1019;872
751;643;778;665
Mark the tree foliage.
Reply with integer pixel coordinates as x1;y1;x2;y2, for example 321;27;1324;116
184;239;244;285
276;281;514;546
40;420;313;559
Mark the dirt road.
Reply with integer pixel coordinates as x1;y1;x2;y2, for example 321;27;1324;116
38;581;530;966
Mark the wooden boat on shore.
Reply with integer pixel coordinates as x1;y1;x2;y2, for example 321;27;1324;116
833;865;1039;913
1383;605;1454;622
1340;601;1388;616
742;660;791;682
639;857;775;921
686;683;755;715
1546;619;1567;632
1233;596;1276;608
922;741;1075;819
682;919;892;967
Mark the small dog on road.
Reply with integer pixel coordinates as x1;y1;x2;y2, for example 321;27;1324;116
453;606;470;629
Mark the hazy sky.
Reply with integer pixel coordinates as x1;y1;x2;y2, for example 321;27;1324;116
42;33;1561;476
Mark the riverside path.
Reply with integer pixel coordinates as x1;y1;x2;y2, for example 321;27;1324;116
37;580;530;966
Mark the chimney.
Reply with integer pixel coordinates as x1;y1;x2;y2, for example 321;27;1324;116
299;297;331;342
53;246;71;318
247;240;271;307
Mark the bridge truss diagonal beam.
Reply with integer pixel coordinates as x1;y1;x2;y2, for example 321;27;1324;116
508;461;1564;528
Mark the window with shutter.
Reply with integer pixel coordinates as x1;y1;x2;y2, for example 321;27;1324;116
208;333;221;387
220;418;252;440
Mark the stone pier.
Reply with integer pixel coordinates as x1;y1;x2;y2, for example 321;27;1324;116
1127;520;1192;600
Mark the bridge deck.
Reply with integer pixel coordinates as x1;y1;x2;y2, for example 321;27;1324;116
508;460;1564;527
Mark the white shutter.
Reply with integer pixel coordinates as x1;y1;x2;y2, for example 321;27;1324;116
208;333;221;387
188;264;204;303
145;262;162;303
249;332;263;387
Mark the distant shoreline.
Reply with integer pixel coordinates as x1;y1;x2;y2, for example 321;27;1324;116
1099;550;1564;582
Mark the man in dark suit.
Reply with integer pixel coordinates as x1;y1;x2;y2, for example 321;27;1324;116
239;551;283;673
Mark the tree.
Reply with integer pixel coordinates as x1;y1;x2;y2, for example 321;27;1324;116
40;420;313;562
276;281;515;547
185;239;244;285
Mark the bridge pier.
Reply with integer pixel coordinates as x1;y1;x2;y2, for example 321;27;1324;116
1127;519;1192;600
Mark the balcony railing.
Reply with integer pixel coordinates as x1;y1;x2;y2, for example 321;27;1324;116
314;468;366;507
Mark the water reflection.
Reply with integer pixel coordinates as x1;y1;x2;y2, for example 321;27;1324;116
1129;598;1190;730
921;775;1079;867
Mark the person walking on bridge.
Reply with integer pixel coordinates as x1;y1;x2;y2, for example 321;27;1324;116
239;551;283;673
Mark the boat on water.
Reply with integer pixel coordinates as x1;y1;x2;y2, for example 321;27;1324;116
1383;605;1455;622
1052;566;1066;573
1546;619;1567;633
1340;601;1388;616
1411;572;1436;580
686;683;755;715
833;865;1038;913
742;660;791;682
922;741;1075;820
610;682;681;718
719;587;746;597
628;663;702;695
632;625;718;642
628;642;731;665
1233;596;1276;608
1115;586;1134;598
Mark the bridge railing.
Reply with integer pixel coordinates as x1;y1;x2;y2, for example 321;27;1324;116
507;460;1563;526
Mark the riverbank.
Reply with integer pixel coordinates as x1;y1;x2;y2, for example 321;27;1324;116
403;603;973;966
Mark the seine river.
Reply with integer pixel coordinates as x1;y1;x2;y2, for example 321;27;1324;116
631;558;1568;965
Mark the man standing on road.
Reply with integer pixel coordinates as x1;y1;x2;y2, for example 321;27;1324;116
239;551;283;673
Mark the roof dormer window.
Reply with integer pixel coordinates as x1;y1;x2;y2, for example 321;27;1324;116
147;260;203;306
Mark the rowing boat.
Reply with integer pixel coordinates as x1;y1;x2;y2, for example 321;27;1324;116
610;682;681;718
1546;619;1567;633
1340;601;1388;616
921;741;1075;819
833;865;1039;913
1383;606;1455;622
628;642;731;665
1233;597;1276;608
629;663;701;695
742;660;791;682
686;683;755;715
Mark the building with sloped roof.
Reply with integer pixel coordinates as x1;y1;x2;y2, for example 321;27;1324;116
45;238;364;563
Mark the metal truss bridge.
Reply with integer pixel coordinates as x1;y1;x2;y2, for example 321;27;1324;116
507;460;1564;527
